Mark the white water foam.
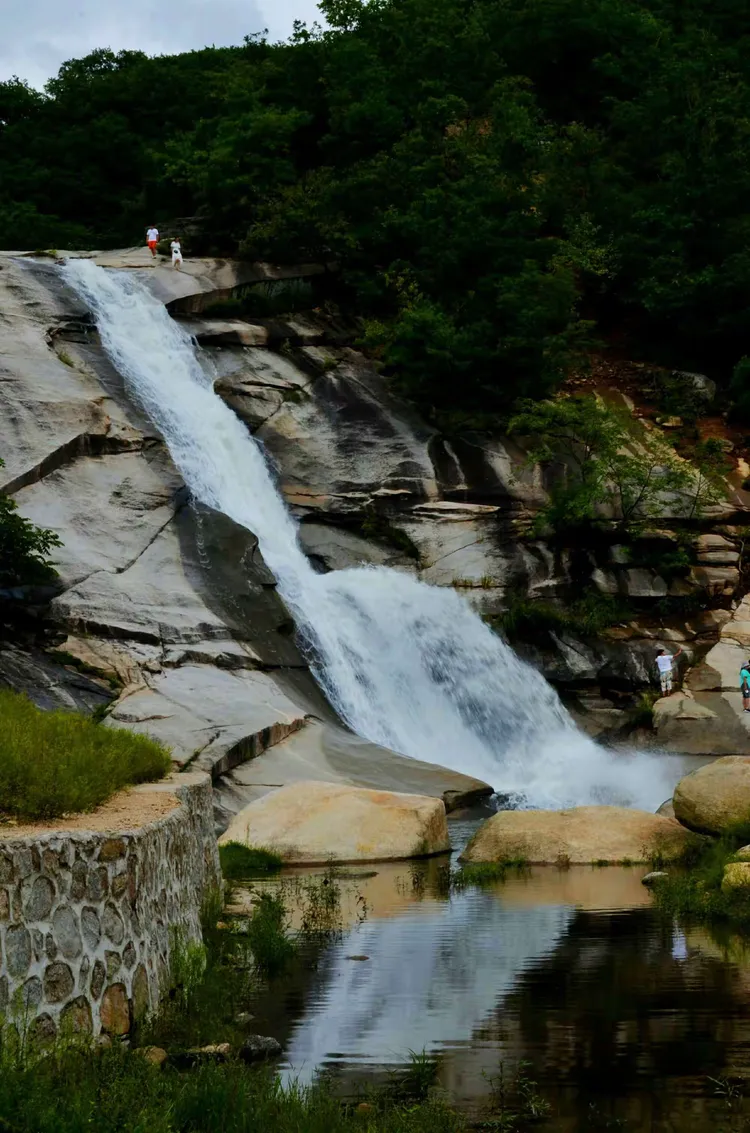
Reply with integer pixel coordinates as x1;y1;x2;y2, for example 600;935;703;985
64;260;676;808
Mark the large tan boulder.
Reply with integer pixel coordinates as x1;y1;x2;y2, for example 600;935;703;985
218;780;450;864
673;756;750;834
459;806;698;865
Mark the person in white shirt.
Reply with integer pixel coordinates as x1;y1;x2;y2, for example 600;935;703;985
656;646;682;696
146;226;159;257
170;238;183;270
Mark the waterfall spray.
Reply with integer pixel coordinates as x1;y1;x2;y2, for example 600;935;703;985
64;260;675;809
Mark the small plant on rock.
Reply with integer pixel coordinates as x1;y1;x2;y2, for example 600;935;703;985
0;457;62;587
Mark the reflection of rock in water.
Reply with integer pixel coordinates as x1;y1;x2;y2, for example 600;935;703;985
442;907;750;1131
281;889;573;1084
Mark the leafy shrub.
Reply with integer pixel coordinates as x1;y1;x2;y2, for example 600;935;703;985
508;396;695;534
0;688;171;819
497;591;630;643
0;459;62;587
627;689;661;729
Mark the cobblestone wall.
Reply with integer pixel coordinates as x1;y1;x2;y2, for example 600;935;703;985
0;772;220;1040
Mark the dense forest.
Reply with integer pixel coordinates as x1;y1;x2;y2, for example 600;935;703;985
3;0;750;419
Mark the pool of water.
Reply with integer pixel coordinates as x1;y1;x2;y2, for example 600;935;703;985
229;817;750;1130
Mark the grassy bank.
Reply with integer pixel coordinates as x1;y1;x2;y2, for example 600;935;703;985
218;842;283;880
0;1046;468;1133
0;689;171;820
651;822;750;927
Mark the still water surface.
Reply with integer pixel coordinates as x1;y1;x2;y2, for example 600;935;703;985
233;820;750;1131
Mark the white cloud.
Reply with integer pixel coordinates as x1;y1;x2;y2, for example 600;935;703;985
0;0;323;89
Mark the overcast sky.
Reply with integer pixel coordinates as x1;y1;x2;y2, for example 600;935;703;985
1;0;323;89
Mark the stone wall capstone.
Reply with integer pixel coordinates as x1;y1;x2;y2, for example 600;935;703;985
0;772;220;1039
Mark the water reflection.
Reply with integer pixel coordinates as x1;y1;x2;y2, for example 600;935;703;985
246;863;750;1128
282;887;573;1082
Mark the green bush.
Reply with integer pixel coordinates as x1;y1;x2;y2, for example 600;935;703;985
497;591;630;644
219;842;283;880
0;689;171;820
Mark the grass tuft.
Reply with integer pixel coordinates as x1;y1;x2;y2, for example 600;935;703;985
452;859;529;889
0;688;171;820
246;891;297;976
219;843;283;880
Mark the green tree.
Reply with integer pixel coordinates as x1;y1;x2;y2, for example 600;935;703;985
508;395;695;533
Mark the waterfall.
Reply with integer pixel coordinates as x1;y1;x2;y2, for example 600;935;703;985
64;260;675;809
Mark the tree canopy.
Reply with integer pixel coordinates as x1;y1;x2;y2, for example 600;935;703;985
3;0;750;416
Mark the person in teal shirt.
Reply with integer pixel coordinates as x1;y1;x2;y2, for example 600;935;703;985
741;662;750;712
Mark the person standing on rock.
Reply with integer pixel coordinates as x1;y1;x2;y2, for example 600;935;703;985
146;225;159;257
656;646;682;696
170;237;183;270
740;661;750;712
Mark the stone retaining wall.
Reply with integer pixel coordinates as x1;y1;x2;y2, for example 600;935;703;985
0;772;220;1040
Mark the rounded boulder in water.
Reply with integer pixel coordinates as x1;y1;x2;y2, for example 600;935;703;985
218;780;450;864
673;756;750;835
460;806;702;865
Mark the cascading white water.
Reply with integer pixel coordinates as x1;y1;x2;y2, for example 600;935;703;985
64;260;676;808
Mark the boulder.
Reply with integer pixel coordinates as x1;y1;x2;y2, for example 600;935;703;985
218;780;450;864
651;692;750;756
656;799;676;819
239;1035;282;1062
178;319;268;347
722;862;750;893
672;371;716;403
459;806;698;865
673;756;750;834
641;871;669;887
135;1046;168;1067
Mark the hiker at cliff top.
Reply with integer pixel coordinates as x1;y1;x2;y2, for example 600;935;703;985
740;660;750;712
656;645;682;696
170;237;183;270
146;225;159;257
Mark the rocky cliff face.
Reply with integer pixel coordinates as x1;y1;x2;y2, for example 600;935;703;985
177;272;750;755
3;246;748;794
0;249;492;819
